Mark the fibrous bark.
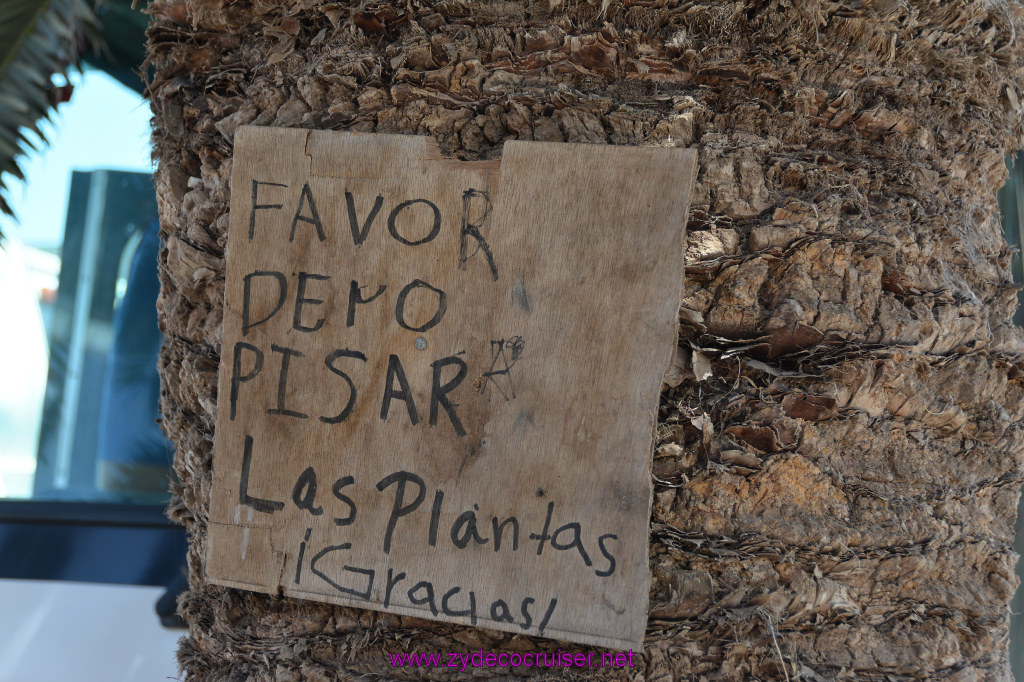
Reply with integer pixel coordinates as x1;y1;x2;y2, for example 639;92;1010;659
147;0;1024;678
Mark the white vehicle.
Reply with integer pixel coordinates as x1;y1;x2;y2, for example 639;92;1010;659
0;171;184;682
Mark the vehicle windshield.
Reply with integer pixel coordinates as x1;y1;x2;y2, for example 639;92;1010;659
0;66;169;504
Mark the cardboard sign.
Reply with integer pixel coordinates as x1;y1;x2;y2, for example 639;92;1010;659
208;126;696;649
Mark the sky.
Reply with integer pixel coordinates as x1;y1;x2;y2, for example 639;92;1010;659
0;67;155;250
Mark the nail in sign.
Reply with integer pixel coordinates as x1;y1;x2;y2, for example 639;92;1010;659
208;126;696;650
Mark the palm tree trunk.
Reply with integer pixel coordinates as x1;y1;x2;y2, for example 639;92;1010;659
147;0;1024;678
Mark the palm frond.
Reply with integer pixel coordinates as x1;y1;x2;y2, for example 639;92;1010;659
0;0;100;228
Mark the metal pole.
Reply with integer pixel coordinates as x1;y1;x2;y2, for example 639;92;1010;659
53;170;107;490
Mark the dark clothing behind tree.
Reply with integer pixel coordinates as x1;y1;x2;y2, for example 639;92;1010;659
98;220;173;498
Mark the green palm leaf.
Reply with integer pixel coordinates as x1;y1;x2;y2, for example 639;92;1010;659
0;0;99;231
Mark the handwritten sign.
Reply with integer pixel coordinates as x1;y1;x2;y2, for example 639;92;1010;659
208;126;696;649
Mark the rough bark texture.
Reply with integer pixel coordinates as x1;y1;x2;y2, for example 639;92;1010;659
147;0;1024;678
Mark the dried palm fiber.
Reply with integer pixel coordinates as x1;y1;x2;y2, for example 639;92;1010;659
146;0;1024;678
